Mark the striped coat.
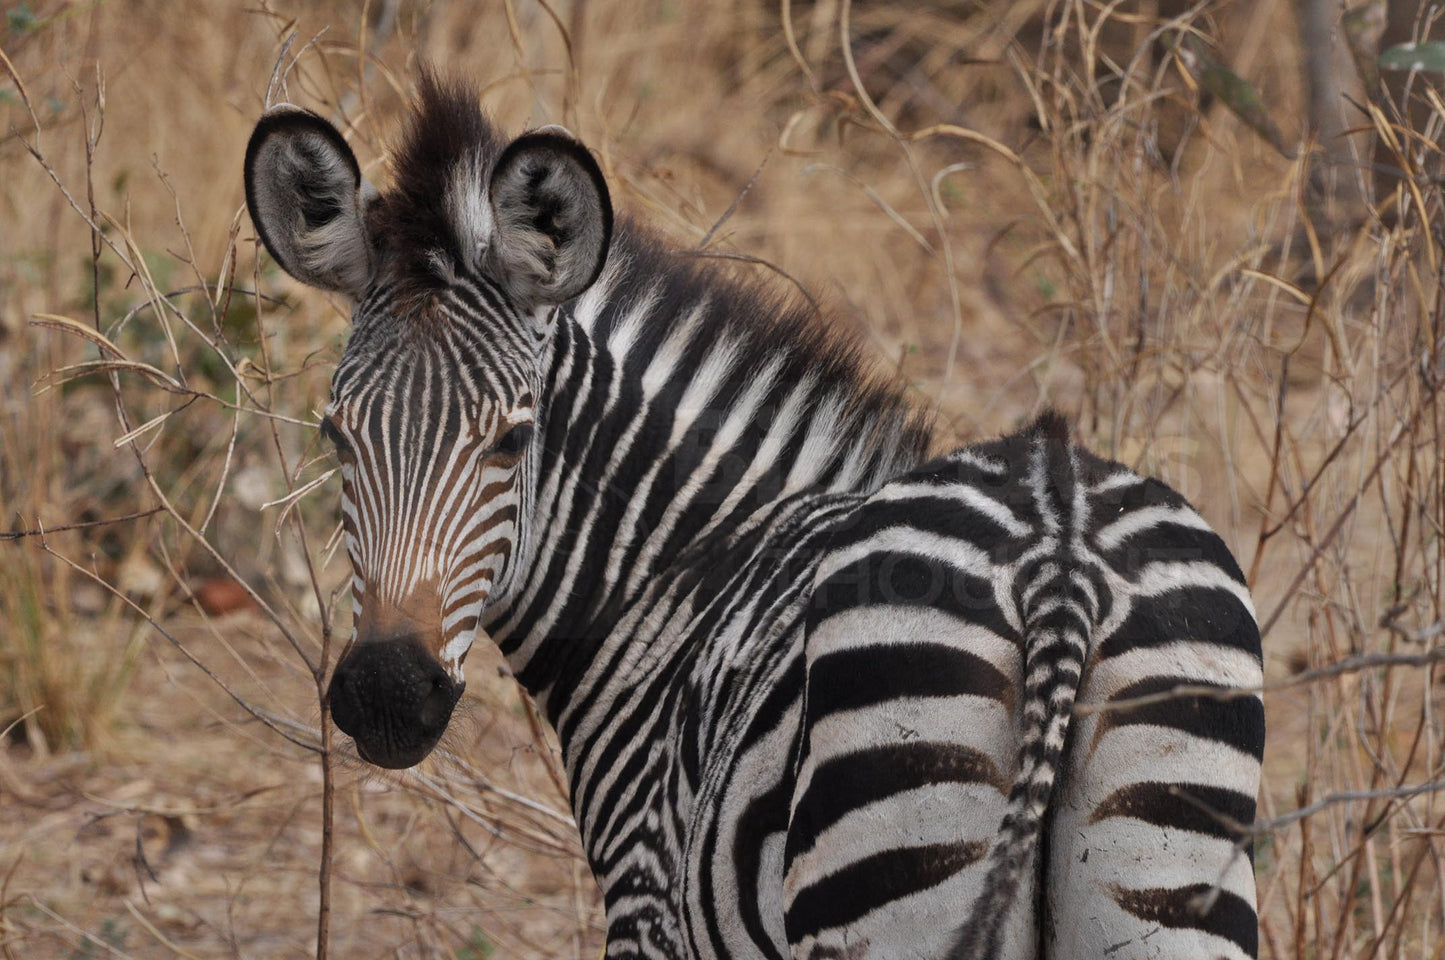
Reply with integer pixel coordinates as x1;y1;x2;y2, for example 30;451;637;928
243;71;1263;959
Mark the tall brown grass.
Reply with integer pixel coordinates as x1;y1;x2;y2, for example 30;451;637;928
1;0;1443;957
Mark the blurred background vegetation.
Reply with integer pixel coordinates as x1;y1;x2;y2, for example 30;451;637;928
3;0;1445;956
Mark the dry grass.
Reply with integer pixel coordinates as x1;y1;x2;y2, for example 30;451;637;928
2;0;1444;957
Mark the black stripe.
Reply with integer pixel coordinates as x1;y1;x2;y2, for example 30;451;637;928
784;840;988;941
1113;884;1258;956
1030;603;1092;637
1086;473;1188;523
805;642;1014;721
1097;586;1260;662
785;742;1004;865
1099;677;1265;761
833;493;1032;561
705;659;802;960
1099;520;1247;584
576;641;699;855
1091;781;1256;841
810;551;1021;645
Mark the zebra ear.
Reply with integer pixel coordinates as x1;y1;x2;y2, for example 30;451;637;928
244;106;377;297
486;130;612;308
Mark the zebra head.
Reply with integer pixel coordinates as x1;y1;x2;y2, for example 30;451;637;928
243;77;612;768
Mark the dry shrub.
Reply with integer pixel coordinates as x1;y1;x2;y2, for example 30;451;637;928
1;1;1444;957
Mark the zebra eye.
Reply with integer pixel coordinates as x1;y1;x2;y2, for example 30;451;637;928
491;423;533;458
320;417;352;455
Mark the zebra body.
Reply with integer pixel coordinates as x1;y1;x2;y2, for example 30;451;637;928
243;72;1263;959
803;427;1263;960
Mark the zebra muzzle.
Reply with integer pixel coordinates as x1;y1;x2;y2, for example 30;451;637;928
327;636;465;769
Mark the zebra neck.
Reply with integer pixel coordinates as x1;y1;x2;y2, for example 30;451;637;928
483;225;930;722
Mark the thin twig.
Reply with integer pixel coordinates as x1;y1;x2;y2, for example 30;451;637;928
684;250;823;319
37;537;320;754
1075;636;1445;717
1;507;165;542
697;146;774;251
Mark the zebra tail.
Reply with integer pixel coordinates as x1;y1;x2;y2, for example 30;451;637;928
945;412;1093;960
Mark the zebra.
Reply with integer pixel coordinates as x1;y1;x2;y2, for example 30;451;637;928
242;71;1264;959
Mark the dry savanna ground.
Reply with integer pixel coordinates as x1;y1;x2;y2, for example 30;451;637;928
2;0;1444;957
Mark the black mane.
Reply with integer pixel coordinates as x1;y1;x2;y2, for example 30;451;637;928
588;225;934;472
371;70;933;468
368;70;506;292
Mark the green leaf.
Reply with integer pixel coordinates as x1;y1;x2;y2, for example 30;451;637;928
456;928;495;960
5;4;37;33
1379;41;1445;74
1170;32;1292;158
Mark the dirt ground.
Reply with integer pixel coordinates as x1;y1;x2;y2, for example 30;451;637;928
0;604;602;959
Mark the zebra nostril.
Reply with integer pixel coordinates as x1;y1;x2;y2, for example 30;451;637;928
327;661;363;739
418;669;460;733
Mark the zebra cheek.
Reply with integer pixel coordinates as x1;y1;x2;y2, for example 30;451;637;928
439;628;486;679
